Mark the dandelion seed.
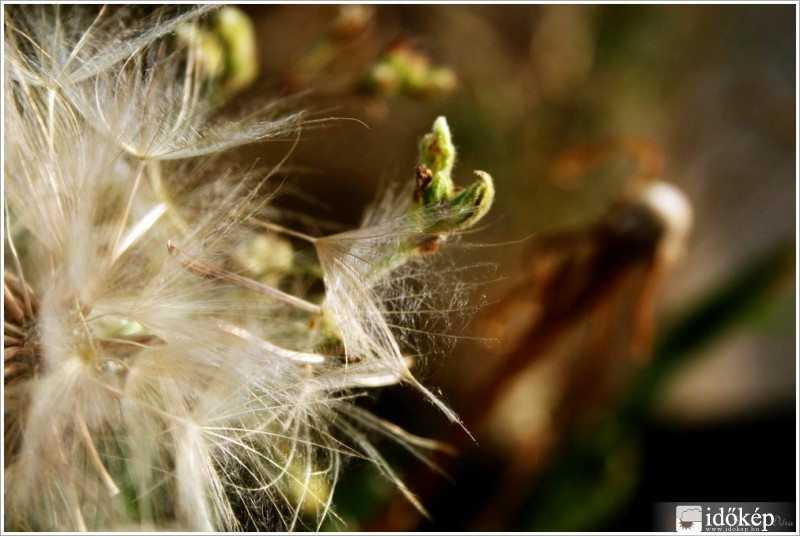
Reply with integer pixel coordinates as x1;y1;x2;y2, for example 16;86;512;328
167;241;322;315
4;5;218;88
70;30;304;161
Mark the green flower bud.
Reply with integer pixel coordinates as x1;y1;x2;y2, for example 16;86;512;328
418;115;456;184
413;117;495;234
176;7;259;100
449;170;496;228
212;7;259;95
364;42;458;100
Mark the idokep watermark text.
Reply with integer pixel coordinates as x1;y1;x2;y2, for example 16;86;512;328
656;502;796;532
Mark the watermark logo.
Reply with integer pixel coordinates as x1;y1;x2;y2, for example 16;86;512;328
676;505;703;532
656;502;795;532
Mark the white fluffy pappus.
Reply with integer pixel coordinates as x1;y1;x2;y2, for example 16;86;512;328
3;5;487;532
4;5;218;89
312;199;490;428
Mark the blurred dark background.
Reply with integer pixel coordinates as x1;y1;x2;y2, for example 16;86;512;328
236;4;796;531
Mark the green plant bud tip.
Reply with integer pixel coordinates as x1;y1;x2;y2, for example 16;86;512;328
419;116;456;179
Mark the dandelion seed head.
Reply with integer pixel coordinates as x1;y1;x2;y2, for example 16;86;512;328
4;6;494;531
